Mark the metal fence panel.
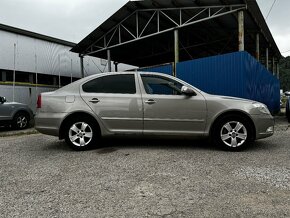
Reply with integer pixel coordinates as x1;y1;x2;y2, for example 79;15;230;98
140;63;173;75
243;53;280;113
177;52;246;98
144;52;280;113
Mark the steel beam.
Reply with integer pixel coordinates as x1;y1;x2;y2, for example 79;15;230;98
266;48;269;70
238;10;244;51
107;49;112;72
174;29;179;77
256;33;260;61
276;62;279;79
80;55;84;78
114;61;118;72
272;57;275;74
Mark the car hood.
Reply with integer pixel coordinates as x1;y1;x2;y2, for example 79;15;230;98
206;94;255;104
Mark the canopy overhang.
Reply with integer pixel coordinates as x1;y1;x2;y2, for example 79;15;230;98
71;0;282;67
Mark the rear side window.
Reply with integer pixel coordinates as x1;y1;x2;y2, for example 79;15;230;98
82;74;136;94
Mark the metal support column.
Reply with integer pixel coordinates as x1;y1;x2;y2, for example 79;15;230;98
276;62;280;79
13;43;16;102
107;49;112;72
238;10;244;51
174;29;179;77
266;48;269;70
272;57;275;75
58;54;61;88
80;55;84;78
114;61;118;72
256;33;260;61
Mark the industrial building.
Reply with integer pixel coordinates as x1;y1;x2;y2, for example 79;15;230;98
71;0;282;112
0;23;131;111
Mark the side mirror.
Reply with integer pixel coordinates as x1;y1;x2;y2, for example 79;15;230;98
181;86;196;96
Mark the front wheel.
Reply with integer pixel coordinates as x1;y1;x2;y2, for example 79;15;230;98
286;99;290;123
64;118;99;151
213;115;254;151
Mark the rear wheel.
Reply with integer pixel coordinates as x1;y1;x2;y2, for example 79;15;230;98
13;112;29;130
213;115;254;151
64;118;99;151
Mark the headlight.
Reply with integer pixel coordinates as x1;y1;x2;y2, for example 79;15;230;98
253;102;271;114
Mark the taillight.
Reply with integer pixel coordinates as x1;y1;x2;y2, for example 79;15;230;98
37;94;41;108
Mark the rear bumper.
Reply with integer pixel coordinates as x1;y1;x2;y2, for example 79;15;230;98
251;114;274;140
35;112;67;137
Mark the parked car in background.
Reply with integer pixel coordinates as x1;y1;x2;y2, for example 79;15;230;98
284;91;290;97
286;97;290;123
35;72;274;151
0;96;34;129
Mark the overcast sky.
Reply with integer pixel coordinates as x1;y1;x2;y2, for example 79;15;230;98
0;0;289;57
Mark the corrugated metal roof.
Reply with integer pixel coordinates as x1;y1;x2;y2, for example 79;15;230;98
71;0;282;67
0;23;76;47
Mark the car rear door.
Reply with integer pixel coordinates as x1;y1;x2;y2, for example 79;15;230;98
138;73;207;136
80;73;143;134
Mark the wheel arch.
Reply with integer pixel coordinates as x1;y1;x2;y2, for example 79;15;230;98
13;109;30;120
209;110;256;140
59;111;102;140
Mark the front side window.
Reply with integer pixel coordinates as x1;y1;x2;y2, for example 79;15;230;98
141;75;183;95
82;74;136;94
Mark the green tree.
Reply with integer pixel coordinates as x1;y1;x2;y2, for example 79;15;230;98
279;56;290;91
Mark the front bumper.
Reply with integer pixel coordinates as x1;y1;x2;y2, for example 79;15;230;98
251;114;274;140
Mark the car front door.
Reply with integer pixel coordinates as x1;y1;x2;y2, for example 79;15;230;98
139;74;207;136
80;73;143;134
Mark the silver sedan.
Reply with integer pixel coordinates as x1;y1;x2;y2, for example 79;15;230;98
35;72;274;151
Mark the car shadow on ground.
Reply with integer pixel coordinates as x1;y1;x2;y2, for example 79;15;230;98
46;137;272;153
0;126;13;132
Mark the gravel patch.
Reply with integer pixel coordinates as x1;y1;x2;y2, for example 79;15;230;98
234;166;290;189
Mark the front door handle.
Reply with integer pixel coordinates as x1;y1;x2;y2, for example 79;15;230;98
145;99;156;105
89;98;100;104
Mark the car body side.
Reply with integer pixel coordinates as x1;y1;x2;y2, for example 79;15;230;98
35;72;274;140
0;101;34;126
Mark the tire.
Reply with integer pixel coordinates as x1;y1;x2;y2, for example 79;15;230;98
13;112;29;130
286;99;290;123
64;117;99;151
212;115;254;151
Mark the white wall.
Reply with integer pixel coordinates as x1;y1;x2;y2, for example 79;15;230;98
0;29;133;78
0;85;54;113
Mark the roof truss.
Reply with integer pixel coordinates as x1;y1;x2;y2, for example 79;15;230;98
83;4;246;56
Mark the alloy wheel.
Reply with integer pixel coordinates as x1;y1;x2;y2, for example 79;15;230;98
220;121;247;148
69;122;93;147
17;115;28;129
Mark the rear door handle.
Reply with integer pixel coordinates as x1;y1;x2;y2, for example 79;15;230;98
89;98;100;104
145;99;156;105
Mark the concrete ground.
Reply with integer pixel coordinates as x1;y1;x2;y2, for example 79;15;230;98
0;117;289;217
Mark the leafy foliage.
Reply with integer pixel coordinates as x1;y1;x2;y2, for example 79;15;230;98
279;56;290;91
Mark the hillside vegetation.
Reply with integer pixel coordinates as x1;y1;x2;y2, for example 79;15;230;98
280;56;290;91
